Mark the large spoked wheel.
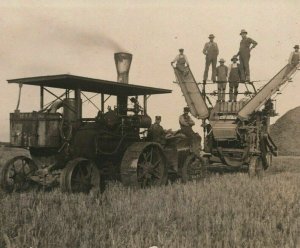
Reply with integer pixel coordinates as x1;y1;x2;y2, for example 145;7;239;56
121;142;168;188
181;154;206;183
248;156;264;178
60;158;101;193
0;156;37;193
137;145;168;188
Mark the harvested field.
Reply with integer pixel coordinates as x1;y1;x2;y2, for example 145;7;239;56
0;156;300;248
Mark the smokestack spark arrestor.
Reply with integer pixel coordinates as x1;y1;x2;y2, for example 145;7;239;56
114;52;132;83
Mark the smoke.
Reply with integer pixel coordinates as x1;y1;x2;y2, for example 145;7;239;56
5;11;127;53
0;11;128;78
69;29;126;52
35;14;127;52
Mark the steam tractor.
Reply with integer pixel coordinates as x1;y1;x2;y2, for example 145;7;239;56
173;60;300;176
0;53;195;193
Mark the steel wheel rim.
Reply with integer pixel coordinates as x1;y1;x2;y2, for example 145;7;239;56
137;145;166;187
70;161;94;193
61;158;101;193
2;156;36;192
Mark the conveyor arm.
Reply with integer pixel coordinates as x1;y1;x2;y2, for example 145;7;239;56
238;63;299;120
173;67;209;119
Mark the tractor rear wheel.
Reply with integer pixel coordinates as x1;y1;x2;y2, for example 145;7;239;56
0;156;37;193
60;158;101;193
121;142;168;188
248;156;264;178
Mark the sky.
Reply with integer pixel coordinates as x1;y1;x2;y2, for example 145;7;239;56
0;0;299;141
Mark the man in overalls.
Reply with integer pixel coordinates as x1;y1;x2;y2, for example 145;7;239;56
237;29;257;82
228;55;243;102
288;45;300;67
171;48;189;76
203;34;219;83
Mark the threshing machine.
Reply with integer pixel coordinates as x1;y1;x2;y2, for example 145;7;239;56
173;61;300;176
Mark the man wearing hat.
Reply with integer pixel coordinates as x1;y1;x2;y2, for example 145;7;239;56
228;55;243;102
237;29;257;82
179;107;196;140
216;58;228;102
203;34;219;83
148;116;166;145
288;45;300;67
171;48;189;75
179;107;202;154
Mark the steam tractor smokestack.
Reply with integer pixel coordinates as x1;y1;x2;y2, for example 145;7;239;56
114;52;132;83
114;52;132;114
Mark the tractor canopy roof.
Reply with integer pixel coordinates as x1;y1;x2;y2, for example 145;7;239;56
7;74;172;96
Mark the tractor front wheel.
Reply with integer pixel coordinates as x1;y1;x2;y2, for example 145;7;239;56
60;158;101;193
0;156;37;193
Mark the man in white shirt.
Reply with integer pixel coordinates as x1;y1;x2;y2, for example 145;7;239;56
171;48;189;75
228;56;243;102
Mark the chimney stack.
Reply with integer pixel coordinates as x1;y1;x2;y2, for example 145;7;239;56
114;52;132;114
114;52;132;83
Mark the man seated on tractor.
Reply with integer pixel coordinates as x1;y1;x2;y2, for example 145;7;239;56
179;107;202;155
147;116;166;145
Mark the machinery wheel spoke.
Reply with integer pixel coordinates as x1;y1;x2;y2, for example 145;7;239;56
151;171;161;179
142;152;148;162
120;143;167;188
1;156;37;193
153;159;162;168
149;147;153;163
60;158;101;193
25;169;36;177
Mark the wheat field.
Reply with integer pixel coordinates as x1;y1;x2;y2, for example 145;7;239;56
0;156;300;248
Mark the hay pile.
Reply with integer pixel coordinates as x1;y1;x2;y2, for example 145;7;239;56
270;106;300;156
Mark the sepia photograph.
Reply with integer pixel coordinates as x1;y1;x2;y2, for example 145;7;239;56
0;0;299;247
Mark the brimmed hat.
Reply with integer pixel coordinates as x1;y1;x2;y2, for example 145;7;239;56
208;34;215;38
184;107;190;112
219;58;225;63
231;55;239;61
294;45;299;49
155;116;161;120
240;29;248;35
179;48;184;52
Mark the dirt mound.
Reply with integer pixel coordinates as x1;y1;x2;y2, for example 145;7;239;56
270;106;300;156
